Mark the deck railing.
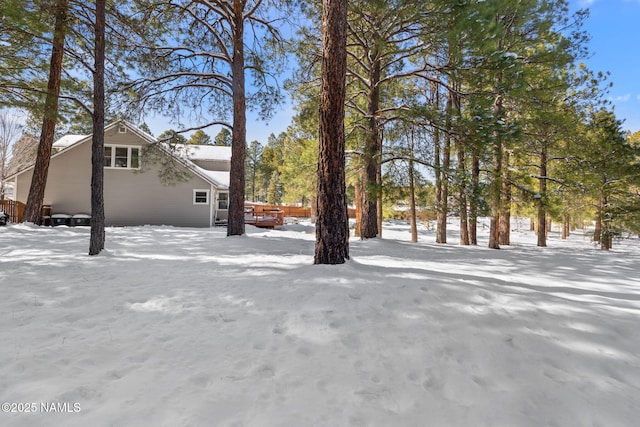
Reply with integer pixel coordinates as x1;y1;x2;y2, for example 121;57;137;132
0;199;25;223
244;206;285;228
245;203;356;219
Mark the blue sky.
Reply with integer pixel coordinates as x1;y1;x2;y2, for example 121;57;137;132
570;0;640;132
148;0;640;141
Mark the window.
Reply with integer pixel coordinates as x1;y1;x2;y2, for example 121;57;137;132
130;148;139;169
193;190;209;205
118;124;127;133
104;146;112;167
218;192;228;210
115;147;128;167
104;145;140;169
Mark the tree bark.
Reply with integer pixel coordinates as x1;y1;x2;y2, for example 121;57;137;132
361;54;380;239
536;144;548;247
436;92;452;244
469;153;479;245
537;205;546;247
354;174;363;237
22;0;68;224
562;214;569;240
593;206;602;243
314;0;349;264
499;148;511;245
227;0;247;236
89;0;106;255
456;138;469;245
598;195;611;250
488;93;503;250
409;131;417;243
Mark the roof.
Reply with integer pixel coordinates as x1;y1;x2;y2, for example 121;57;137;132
195;168;230;188
5;121;230;190
53;135;87;149
174;144;232;162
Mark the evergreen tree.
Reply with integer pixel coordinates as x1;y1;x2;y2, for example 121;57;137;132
89;0;106;255
138;122;153;136
188;129;212;145
578;110;640;250
157;129;188;145
22;0;69;224
279;118;318;206
126;0;288;237
315;0;349;264
267;170;282;204
214;128;232;146
245;139;263;202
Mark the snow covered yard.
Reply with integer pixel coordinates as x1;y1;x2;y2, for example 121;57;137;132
1;221;639;427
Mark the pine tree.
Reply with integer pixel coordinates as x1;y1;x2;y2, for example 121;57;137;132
188;130;212;145
126;0;288;236
315;0;349;264
245;139;263;202
22;0;69;224
579;110;639;250
214;128;232;146
89;0;106;255
157;130;187;145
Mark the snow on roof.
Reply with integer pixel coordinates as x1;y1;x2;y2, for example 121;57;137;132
195;168;230;189
52;134;87;149
181;144;231;161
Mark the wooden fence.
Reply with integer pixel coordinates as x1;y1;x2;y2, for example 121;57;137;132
245;203;356;219
0;199;25;223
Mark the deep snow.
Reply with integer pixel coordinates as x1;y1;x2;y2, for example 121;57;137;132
1;219;639;426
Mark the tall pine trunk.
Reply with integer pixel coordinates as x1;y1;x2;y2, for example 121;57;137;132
457;141;469;245
537;144;548;247
89;0;106;255
314;0;349;264
22;0;68;224
227;1;247;236
361;55;380;239
499;148;511;245
354;176;363;237
489;86;503;249
562;214;570;240
593;207;602;243
469;152;479;245
452;82;469;246
436;91;452;244
599;195;612;250
377;134;383;237
409;130;417;243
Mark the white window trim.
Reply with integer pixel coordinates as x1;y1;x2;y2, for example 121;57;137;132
193;189;210;205
217;192;229;210
104;145;141;169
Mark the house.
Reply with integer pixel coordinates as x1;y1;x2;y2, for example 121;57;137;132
5;121;230;227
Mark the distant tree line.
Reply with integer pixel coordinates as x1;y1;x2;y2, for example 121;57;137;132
1;0;638;259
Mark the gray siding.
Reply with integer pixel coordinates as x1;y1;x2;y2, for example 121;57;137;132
192;159;230;171
16;125;221;227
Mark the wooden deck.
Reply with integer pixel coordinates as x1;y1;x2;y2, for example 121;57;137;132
244;206;284;228
244;203;356;219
